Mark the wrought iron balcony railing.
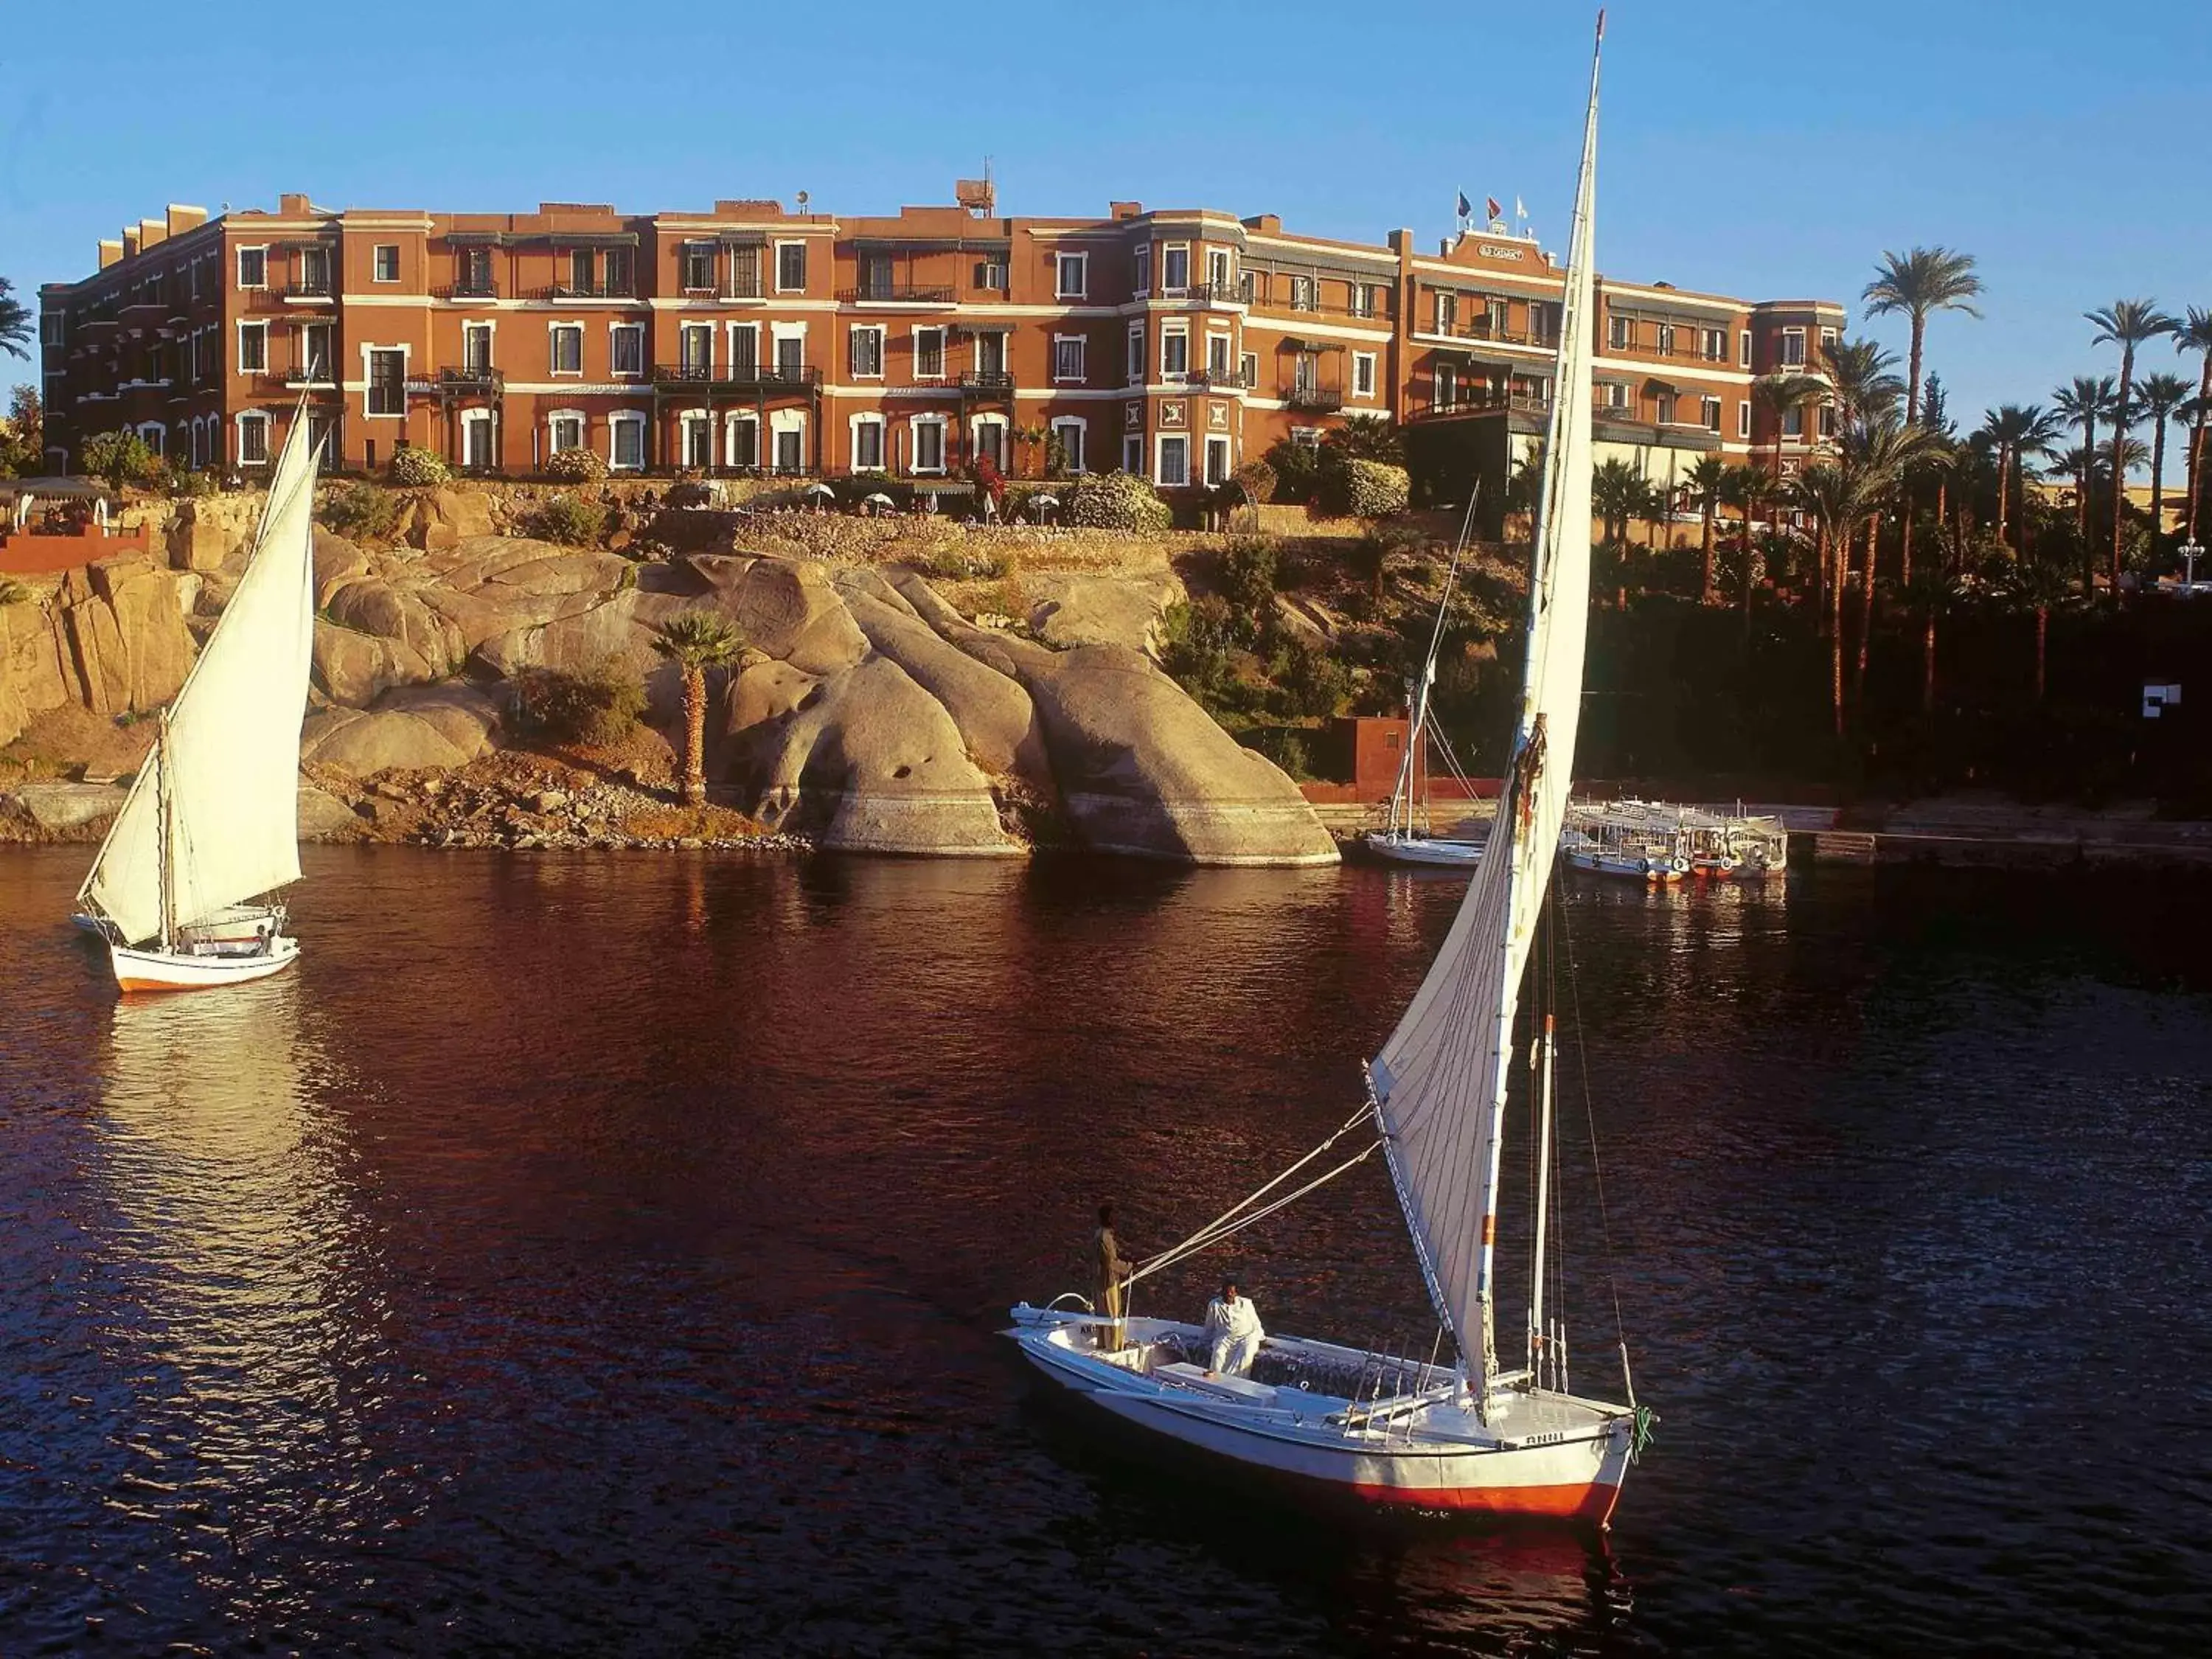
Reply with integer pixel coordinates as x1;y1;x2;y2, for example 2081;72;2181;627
840;285;955;305
650;364;822;390
539;282;639;301
284;281;333;300
437;280;499;300
958;370;1014;394
1284;386;1346;412
1187;365;1251;390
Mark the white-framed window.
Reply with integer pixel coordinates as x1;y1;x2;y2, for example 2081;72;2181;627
1162;243;1190;293
549;411;585;453
1204;435;1231;487
850;325;885;378
975;258;1008;291
372;245;400;283
851;414;886;470
912;414;947;473
1156;434;1189;487
136;421;164;458
1206;332;1233;376
366;347;406;415
726;413;759;470
611;323;644;377
680;412;714;469
1703;327;1726;361
458;411;490;473
237;320;268;374
1820;326;1840;355
189;417;206;470
41;310;64;348
1782;404;1805;438
1657;391;1677;425
1703;396;1722;432
1053;334;1086;383
1739;328;1753;368
1818;403;1837;439
236;246;267;289
1781;327;1806;367
1121;433;1143;473
462;321;494;373
1602;382;1629;411
1133;245;1152;296
1435;290;1457;333
1289;274;1315;312
914;327;945;380
235;411;269;464
971;414;1009;472
1160;323;1189;380
1056;251;1088;299
1608;313;1632;350
1656;323;1677;356
1738;401;1751;439
300;322;333;380
975;330;1008;379
1435;362;1458;411
1126;321;1144;383
1240;351;1259;389
1353;352;1377;400
680;322;712;375
681;242;716;292
610;412;646;470
1050;416;1087;474
771;322;805;376
549;323;583;377
728;321;760;375
775;240;807;293
773;421;804;476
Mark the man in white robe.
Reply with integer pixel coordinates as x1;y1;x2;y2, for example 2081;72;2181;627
1203;1280;1265;1377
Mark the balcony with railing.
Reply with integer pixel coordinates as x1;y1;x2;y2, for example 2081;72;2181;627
437;365;504;396
1186;364;1251;391
651;364;821;392
284;280;334;302
840;284;955;306
538;282;638;302
436;279;499;301
1283;385;1346;413
1411;386;1550;421
957;370;1014;395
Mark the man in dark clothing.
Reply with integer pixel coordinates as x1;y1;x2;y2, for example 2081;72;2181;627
1093;1203;1128;1353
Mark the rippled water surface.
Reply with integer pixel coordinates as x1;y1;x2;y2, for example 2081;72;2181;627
2;846;2208;1655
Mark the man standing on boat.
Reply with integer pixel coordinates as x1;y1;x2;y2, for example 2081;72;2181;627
1093;1203;1128;1353
1204;1281;1264;1378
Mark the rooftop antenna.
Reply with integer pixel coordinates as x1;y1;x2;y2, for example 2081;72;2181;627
956;160;995;218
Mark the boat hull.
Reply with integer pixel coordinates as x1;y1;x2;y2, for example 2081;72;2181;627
1363;832;1486;868
110;936;300;992
1565;847;1685;883
75;902;282;946
1009;1312;1632;1526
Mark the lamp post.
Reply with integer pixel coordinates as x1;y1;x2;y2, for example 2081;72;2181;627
2181;540;2204;592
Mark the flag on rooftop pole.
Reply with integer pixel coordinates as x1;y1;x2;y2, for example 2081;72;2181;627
1486;196;1503;223
1455;189;1472;228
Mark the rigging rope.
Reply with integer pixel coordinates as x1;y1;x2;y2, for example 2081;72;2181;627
1555;888;1632;1380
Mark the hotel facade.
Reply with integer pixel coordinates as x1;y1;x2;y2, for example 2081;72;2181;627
38;191;1845;499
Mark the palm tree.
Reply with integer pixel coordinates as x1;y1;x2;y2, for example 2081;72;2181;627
0;277;32;361
2003;555;2075;700
2133;371;2191;549
1792;461;1870;734
1898;563;1962;713
1754;374;1830;487
1591;457;1648;554
1863;247;1985;423
1823;336;1905;424
652;611;752;805
1977;404;2063;560
1686;455;1728;602
1722;462;1774;630
2175;307;2212;543
2051;375;2118;556
2087;299;2179;589
1838;416;1934;704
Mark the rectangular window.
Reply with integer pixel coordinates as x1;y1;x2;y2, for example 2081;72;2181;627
1740;328;1753;368
681;243;716;291
604;248;633;295
854;420;884;470
1290;275;1315;312
301;323;333;380
1162;244;1189;293
860;254;894;300
915;419;945;472
236;246;266;289
1240;352;1257;389
237;413;268;463
1435;362;1458;411
549;414;585;453
1127;321;1144;383
728;244;762;299
1738;402;1751;439
975;259;1007;291
1656;323;1677;356
1783;405;1805;437
1820;326;1840;354
1157;434;1189;487
728;324;758;374
1351;282;1377;319
1435;291;1457;333
1818;403;1837;439
774;428;803;474
569;248;596;293
551;324;582;375
1703;396;1722;432
611;324;644;376
1604;383;1630;411
366;348;406;414
1657;391;1677;425
914;327;945;378
1354;352;1377;399
1486;296;1510;337
298;246;331;295
613;418;644;470
459;248;494;296
237;321;268;373
774;332;803;375
1054;335;1085;383
1056;251;1088;299
1206;333;1232;376
1051;420;1085;474
851;326;884;378
1238;270;1256;305
1204;436;1231;487
1207;248;1231;293
1122;434;1143;473
977;331;1006;377
1703;328;1726;361
681;323;712;374
776;241;807;293
464;323;493;372
1531;302;1559;344
728;419;759;469
682;417;714;469
373;244;400;283
1608;314;1632;350
1133;245;1151;296
1160;325;1189;378
1781;328;1806;367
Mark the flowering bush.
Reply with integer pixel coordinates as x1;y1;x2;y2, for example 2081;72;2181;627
1069;470;1172;533
543;446;610;483
1341;459;1411;518
388;446;451;487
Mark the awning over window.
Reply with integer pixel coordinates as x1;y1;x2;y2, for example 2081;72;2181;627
716;230;768;246
853;236;1012;254
514;232;640;249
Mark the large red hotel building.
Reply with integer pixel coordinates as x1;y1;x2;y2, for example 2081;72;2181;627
38;189;1844;500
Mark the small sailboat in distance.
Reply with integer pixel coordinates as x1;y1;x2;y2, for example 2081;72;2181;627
1364;501;1486;869
75;403;322;992
1009;13;1649;1521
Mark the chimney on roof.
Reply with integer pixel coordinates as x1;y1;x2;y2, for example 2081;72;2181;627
279;192;312;215
1245;213;1281;234
98;239;123;271
121;228;141;259
1439;237;1452;256
1110;201;1142;220
138;218;167;248
167;204;208;237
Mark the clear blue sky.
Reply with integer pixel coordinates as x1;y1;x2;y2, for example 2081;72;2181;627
7;0;2208;451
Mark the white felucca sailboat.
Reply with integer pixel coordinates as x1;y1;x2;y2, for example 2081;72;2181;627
1363;528;1485;868
76;405;322;992
1009;15;1649;1521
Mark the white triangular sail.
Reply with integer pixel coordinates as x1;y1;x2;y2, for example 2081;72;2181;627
80;411;321;944
1368;18;1603;1384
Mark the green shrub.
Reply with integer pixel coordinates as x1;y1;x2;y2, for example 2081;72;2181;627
511;657;645;745
388;445;451;487
1242;727;1312;778
1069;470;1172;532
320;480;403;543
543;446;609;483
1265;439;1323;505
1340;459;1411;518
525;494;608;546
1279;644;1353;719
1220;535;1279;624
1233;458;1277;505
80;429;160;490
162;460;217;498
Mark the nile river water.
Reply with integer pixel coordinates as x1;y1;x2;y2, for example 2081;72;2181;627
1;846;2207;1655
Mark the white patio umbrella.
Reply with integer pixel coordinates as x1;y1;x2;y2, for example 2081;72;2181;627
865;492;896;507
804;482;836;498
